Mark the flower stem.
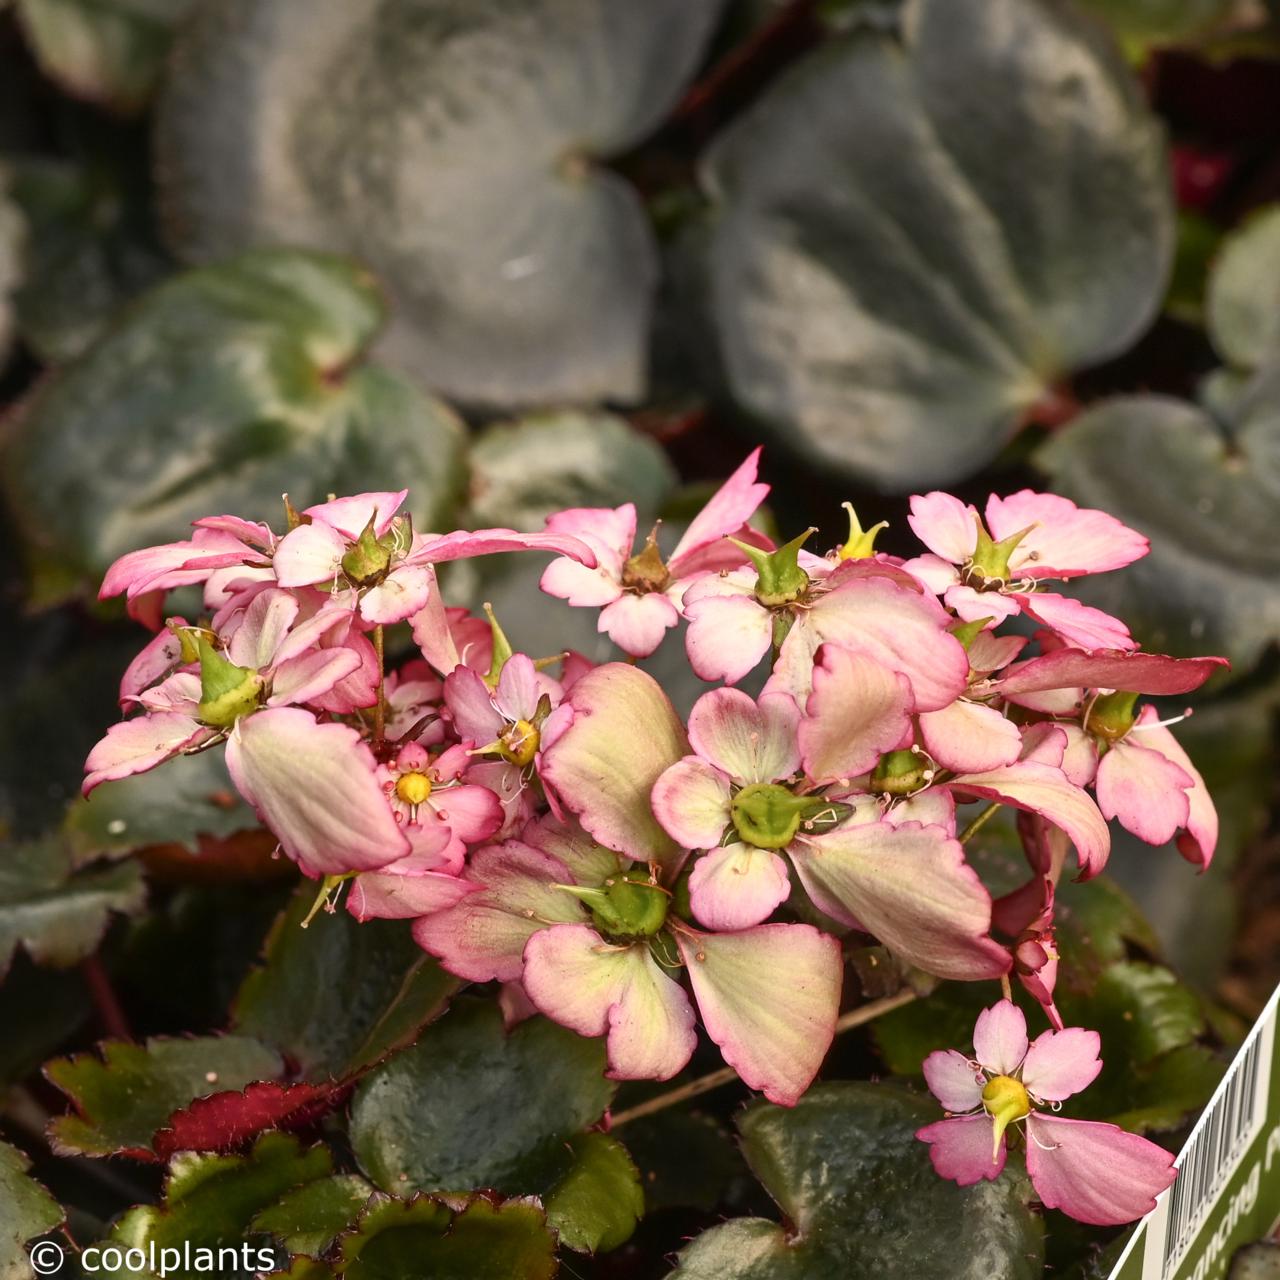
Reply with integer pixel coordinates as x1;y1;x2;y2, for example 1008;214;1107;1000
608;988;918;1128
373;624;387;746
81;954;132;1041
959;801;1001;844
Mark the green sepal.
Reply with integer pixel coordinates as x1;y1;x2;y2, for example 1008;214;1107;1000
948;617;994;649
622;526;669;591
838;503;888;560
564;870;668;940
340;516;394;585
731;529;815;607
196;638;263;729
1088;690;1141;742
483;603;515;688
967;519;1033;585
871;749;928;797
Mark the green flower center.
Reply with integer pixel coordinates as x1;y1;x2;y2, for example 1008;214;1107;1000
731;783;807;849
196;638;263;729
589;870;669;939
871;749;927;797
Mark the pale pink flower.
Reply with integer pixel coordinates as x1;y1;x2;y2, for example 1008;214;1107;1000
444;654;562;768
538;448;770;657
917;1000;1176;1226
904;490;1148;650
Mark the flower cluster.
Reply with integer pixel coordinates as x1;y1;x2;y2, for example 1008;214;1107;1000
85;452;1225;1225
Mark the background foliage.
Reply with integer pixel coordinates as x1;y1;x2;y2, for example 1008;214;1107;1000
1;0;1278;1276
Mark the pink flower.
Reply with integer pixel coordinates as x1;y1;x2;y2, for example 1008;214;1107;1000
538;448;770;657
904;490;1148;651
444;654;562;769
917;1000;1176;1226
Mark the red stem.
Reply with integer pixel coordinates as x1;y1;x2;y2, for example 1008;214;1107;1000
82;955;133;1041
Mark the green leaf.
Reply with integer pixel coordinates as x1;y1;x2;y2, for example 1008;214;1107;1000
15;0;197;114
350;999;613;1197
3;248;466;592
0;1141;63;1280
46;1036;284;1158
6;155;171;365
65;749;257;863
700;0;1172;489
0;838;145;979
337;1195;556;1280
1038;378;1280;669
232;882;457;1081
250;1175;374;1257
155;0;728;409
1207;204;1280;371
670;1083;1043;1279
0;962;90;1089
468;411;677;532
111;1132;332;1280
621;1109;749;1212
543;1133;643;1254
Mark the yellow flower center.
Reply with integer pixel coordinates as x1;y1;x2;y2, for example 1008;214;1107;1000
981;1074;1032;1160
500;719;540;768
395;772;433;807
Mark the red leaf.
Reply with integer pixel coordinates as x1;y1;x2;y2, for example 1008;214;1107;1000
152;1080;352;1158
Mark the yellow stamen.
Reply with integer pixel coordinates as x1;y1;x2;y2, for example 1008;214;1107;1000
500;719;540;768
981;1075;1031;1161
395;771;433;807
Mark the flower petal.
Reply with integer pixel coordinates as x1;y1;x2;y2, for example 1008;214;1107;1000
304;490;407;538
443;666;505;744
347;870;479;921
799;646;914;783
678;923;842;1106
668;447;770;573
916;1115;1006;1185
688;687;801;783
1021;1027;1102;1102
543;505;636;580
413;839;584;982
523;925;697;1081
598;592;680;658
84;713;210;793
923;1049;985;1113
225;707;408;876
1130;706;1218;868
651;757;734;850
360;565;435;626
1024;1114;1175;1226
227;589;299;669
521;813;624;887
1095;739;1192;847
267;648;362;707
683;593;774;684
994;648;1229;698
972;1000;1028;1076
688;843;792;930
540;664;688;867
947;760;1110;879
272;522;348;588
901;554;962;594
908;492;980;565
791;822;1008;980
985;490;1149;579
414;527;597;568
1013;592;1136;652
917;700;1022;774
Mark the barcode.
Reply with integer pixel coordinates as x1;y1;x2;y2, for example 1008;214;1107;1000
1161;1029;1264;1276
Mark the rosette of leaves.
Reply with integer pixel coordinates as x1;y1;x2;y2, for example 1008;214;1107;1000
697;0;1173;489
155;0;728;408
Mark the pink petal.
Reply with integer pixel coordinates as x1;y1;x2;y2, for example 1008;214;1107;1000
917;1115;1006;1185
791;822;1009;980
678;923;842;1106
347;870;479;921
1013;592;1136;652
668;447;770;573
494;653;548;723
308;632;380;715
947;760;1110;879
540;557;624;609
888;789;957;833
796;577;970;712
273;523;347;588
83;713;210;793
917;700;1022;774
543;504;636;580
1095;739;1192;847
521;813;625;888
985;490;1149;579
413;840;584;982
995;649;1229;697
225;707;408;876
1129;707;1218;868
799;646;914;783
598;592;680;658
303;490;407;538
1025;1114;1176;1226
1020;1027;1102;1102
972;1000;1028;1075
908;492;980;565
540;665;689;867
192;514;275;549
651;757;733;850
967;630;1028;674
901;554;962;594
688;843;792;930
944;585;1024;628
427;784;503;845
683;593;773;684
1020;723;1098;787
523;924;697;1081
359;565;435;625
443;666;505;744
413;527;597;569
134;671;200;714
688;687;801;783
98;529;254;600
119;626;185;704
267;648;362;707
923;1049;985;1113
226;588;299;669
